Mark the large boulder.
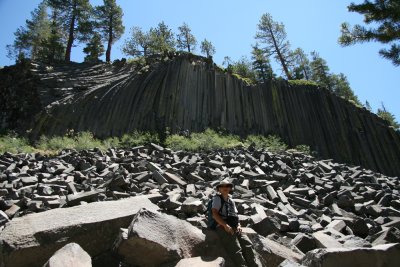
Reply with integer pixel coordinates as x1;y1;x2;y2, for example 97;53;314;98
114;208;206;267
43;243;91;267
0;195;159;267
302;243;400;267
174;256;225;267
244;228;302;267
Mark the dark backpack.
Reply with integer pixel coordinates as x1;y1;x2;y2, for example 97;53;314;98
206;195;225;229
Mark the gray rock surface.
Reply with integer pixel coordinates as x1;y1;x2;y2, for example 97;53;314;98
114;208;205;267
0;195;158;267
302;243;400;267
1;54;399;176
174;256;225;267
43;243;91;267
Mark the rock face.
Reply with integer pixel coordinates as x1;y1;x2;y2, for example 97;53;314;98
114;208;205;267
174;256;225;267
1;54;399;176
302;243;400;267
43;243;92;267
0;195;158;267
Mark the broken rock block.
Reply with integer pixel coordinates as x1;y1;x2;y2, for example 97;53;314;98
43;243;91;267
181;197;206;215
0;195;158;267
312;231;343;249
369;227;400;245
245;228;302;267
291;233;316;254
114;208;205;267
174;256;225;267
302;243;400;267
252;216;281;236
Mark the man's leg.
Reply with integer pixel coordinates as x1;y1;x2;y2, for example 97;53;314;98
216;227;247;267
237;233;263;267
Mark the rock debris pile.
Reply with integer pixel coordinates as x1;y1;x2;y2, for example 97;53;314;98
0;143;399;267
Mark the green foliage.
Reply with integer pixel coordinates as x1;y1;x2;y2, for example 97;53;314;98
244;135;288;152
230;56;257;84
256;13;293;80
94;0;124;62
176;22;197;53
6;1;51;61
122;26;152;57
200;39;216;58
149;21;176;54
377;103;400;129
0;134;34;154
290;48;312;80
330;73;362;106
232;73;256;86
294;144;311;155
339;0;400;66
288;80;318;87
120;131;160;147
251;44;275;82
165;129;242;151
310;51;333;91
48;0;93;61
37;7;65;63
83;32;104;62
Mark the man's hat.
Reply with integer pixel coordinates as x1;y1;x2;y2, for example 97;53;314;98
216;179;234;189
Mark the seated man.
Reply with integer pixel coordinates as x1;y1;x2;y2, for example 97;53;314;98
211;179;262;267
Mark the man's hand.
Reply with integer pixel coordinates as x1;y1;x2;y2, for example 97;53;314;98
236;225;242;235
224;224;234;235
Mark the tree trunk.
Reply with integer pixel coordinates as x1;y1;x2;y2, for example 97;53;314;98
269;28;292;80
65;1;77;62
106;16;113;62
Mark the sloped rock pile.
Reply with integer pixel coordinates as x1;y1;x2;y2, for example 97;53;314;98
0;143;399;266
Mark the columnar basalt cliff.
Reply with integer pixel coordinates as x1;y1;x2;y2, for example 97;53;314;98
0;54;399;176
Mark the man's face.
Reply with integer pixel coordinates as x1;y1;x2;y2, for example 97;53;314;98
218;185;232;194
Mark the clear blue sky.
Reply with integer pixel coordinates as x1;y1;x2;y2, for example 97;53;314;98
0;0;399;120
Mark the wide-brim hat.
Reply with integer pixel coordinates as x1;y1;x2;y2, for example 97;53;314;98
216;179;234;189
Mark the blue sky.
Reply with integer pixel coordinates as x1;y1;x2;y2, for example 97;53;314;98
0;0;399;120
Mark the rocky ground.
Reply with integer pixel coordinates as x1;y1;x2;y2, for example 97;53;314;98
0;143;399;267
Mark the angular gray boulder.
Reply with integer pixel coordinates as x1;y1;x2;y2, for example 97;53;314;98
114;208;206;267
43;243;91;267
0;195;159;267
302;243;400;267
174;256;225;267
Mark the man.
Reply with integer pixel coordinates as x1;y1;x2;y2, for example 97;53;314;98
212;179;262;267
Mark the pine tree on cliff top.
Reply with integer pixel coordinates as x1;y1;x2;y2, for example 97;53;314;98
94;0;124;62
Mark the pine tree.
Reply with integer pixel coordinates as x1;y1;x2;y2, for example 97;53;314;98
255;13;293;80
149;21;176;54
310;51;333;91
48;0;92;62
122;27;152;57
230;56;257;83
83;32;104;62
37;7;65;63
94;0;124;62
6;0;51;61
339;0;400;66
200;39;215;58
377;103;400;129
331;73;362;105
251;45;274;82
291;48;311;80
176;22;197;53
